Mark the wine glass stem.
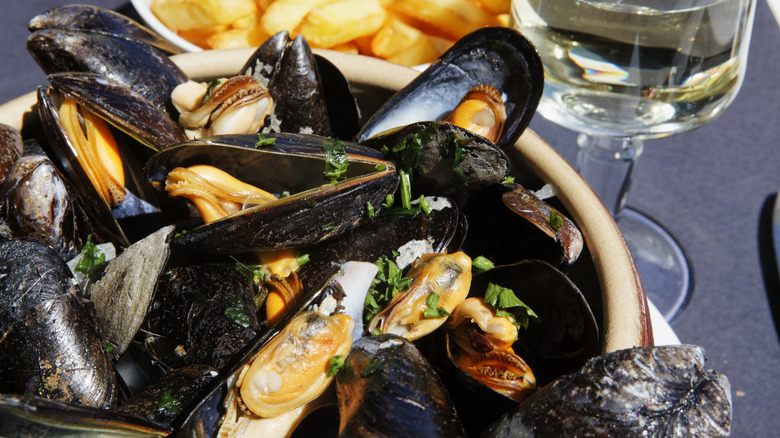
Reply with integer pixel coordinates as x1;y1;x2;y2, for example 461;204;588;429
576;134;644;218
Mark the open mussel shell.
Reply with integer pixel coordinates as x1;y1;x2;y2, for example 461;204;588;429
46;72;187;151
27;28;187;114
357;27;543;150
144;133;398;254
28;4;182;55
37;85;163;246
0;394;171;437
241;31;360;140
471;260;599;385
176;265;345;436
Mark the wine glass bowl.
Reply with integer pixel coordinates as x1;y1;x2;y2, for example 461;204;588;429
511;0;756;322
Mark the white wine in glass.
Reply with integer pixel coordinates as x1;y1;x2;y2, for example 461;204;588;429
512;0;756;322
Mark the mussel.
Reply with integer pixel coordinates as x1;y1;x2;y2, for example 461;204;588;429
358;27;543;151
144;134;398;254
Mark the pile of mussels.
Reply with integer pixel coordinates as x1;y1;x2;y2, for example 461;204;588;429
0;5;731;437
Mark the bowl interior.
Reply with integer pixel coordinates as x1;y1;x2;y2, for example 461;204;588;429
0;49;652;352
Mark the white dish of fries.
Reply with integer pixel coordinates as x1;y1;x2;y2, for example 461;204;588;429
131;0;512;66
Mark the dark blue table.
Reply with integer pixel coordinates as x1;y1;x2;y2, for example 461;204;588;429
1;1;778;435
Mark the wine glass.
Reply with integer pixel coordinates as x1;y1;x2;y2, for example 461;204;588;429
511;0;756;323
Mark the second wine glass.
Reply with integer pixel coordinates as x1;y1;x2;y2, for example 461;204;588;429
512;0;756;323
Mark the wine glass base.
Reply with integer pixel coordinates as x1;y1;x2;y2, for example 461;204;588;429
617;208;692;325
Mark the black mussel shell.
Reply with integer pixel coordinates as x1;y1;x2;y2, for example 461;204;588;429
144;134;397;254
336;334;468;437
27;29;187;115
0;155;98;260
297;195;461;295
361;121;509;208
482;345;732;437
28;4;182;55
0;394;172;437
241;31;360;140
358;27;543;150
46;72;187;151
0;238;117;409
471;260;599;385
133;261;261;378
117;365;219;430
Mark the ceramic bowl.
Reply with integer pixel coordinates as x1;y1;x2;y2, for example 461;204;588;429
0;49;652;352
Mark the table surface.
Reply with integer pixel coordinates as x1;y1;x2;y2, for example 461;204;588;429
2;0;778;436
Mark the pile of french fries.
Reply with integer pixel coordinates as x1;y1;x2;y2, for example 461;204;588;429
150;0;510;66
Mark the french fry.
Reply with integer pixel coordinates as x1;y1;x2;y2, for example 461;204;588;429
386;0;501;40
260;0;338;36
478;0;511;14
207;26;271;50
384;34;439;66
297;0;387;48
177;26;229;49
371;18;424;59
151;0;258;31
329;41;361;54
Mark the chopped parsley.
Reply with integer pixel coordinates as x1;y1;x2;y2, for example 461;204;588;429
472;256;495;273
74;234;105;275
234;260;265;285
202;79;222;104
224;294;251;327
422;292;450;318
381;131;424;175
375;163;387;171
296;254;310;267
501;176;516;185
366;201;375;217
364;256;412;323
328;355;346;377
255;133;276;147
361;358;384;376
484;283;539;330
399;170;412;210
547;211;563;232
382;194;394;208
323;138;349;183
418;195;432;214
157;389;182;415
323;222;335;231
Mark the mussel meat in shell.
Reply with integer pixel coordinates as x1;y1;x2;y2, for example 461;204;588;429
445;298;537;402
144;134;397;254
482;345;732;437
442;84;507;144
236;311;353;418
173;75;274;140
0;238;116;409
368;252;471;341
336;334;468;437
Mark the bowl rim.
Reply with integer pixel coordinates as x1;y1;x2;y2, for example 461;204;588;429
0;48;653;352
129;0;203;53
